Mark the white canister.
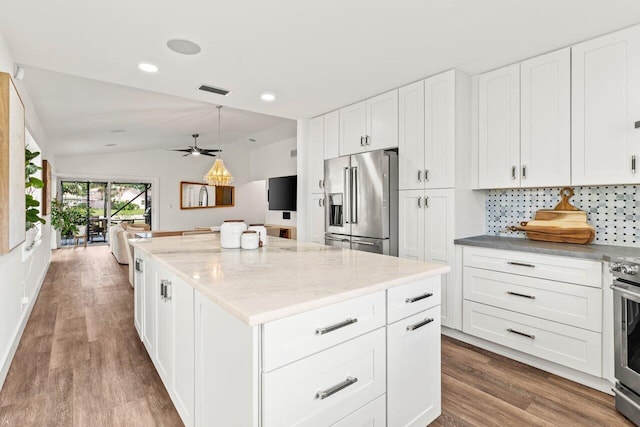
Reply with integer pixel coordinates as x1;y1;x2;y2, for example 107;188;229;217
241;230;260;250
220;220;247;248
248;224;268;246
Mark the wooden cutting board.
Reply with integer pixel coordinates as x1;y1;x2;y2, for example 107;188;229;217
509;188;595;244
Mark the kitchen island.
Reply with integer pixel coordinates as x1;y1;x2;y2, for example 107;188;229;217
130;233;449;427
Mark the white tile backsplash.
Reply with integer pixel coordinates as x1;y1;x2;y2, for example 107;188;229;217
486;186;639;247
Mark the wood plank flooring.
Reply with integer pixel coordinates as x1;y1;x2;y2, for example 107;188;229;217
0;245;634;426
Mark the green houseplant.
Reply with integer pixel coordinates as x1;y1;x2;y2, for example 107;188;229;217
25;147;45;248
51;200;88;239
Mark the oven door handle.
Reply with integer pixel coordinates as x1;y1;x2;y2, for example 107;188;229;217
611;283;640;303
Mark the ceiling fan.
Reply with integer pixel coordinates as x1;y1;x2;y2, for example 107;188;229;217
169;134;221;157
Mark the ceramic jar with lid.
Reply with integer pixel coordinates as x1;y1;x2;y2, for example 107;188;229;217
248;224;268;246
240;230;260;250
220;220;247;248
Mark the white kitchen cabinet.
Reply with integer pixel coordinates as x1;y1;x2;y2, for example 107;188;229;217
133;251;145;339
520;48;571;187
306;193;325;245
398;189;455;328
142;254;157;356
399;70;465;191
340;90;398;156
154;265;195;427
398;81;425;190
324;110;340;160
478;63;521;189
308;116;325;193
572;25;640;186
387;305;441;427
331;395;386;426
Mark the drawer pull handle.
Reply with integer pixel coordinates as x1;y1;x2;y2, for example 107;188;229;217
406;317;434;331
316;318;358;335
506;291;536;300
316;376;358;400
405;292;433;304
508;261;535;268
507;328;535;339
135;258;143;272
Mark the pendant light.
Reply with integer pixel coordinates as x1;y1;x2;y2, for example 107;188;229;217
204;106;234;186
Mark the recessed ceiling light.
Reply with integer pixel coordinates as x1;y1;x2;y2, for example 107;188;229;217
104;143;117;147
261;93;275;102
109;129;126;133
138;63;159;73
167;39;202;55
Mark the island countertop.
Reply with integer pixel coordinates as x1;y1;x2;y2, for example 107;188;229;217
130;234;450;326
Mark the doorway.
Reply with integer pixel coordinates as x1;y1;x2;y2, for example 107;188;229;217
58;180;152;247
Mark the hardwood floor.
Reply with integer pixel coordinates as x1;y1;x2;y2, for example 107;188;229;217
0;245;634;426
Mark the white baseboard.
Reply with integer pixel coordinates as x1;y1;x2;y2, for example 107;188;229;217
0;259;50;391
441;326;614;395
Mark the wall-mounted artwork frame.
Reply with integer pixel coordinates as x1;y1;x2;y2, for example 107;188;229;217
179;181;235;209
0;72;26;254
42;159;51;215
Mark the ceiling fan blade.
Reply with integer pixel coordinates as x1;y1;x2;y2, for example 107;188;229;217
183;153;191;157
200;149;221;154
169;148;192;153
201;152;217;157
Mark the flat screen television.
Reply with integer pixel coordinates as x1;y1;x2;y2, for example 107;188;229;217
268;175;297;211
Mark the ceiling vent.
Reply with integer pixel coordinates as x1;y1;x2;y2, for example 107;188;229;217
199;84;230;96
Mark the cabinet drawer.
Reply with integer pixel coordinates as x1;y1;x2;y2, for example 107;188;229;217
331;394;386;427
387;276;441;324
262;292;385;372
262;328;386;427
463;301;602;376
463;267;602;332
463;246;602;287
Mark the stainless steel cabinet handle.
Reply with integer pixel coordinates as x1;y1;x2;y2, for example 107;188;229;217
325;236;349;243
635;121;640;129
506;291;536;300
418;170;422;182
360;136;364;146
165;281;172;301
318;198;323;207
160;280;167;300
405;292;433;303
425;196;429;208
352;240;376;246
135;258;143;272
522;165;527;179
425;169;429;182
406;317;434;331
417;197;422;208
316;318;358;335
507;328;535;339
319;179;323;189
365;135;371;145
316;376;358;400
508;261;535;268
512;166;517;180
633;155;636;174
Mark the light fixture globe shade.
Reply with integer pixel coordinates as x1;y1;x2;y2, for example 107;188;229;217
205;159;234;186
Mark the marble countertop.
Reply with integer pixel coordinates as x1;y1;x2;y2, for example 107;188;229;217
454;235;640;261
131;234;450;326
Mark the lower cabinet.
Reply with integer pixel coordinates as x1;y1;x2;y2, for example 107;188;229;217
387;305;441;427
139;253;443;427
133;252;145;338
307;193;326;245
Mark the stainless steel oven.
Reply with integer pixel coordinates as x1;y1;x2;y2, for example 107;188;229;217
611;257;640;425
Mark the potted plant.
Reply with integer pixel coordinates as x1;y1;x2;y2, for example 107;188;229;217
25;147;45;248
51;200;88;245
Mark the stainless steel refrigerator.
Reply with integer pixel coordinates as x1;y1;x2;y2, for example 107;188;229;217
324;149;398;256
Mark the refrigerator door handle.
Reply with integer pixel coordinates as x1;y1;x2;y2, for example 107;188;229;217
343;166;350;224
352;239;375;246
351;166;358;224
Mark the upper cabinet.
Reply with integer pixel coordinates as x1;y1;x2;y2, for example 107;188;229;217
323;110;340;160
477;63;521;189
477;48;571;189
308;116;325;193
572;26;640;186
399;70;460;190
340;90;398;156
521;48;571;187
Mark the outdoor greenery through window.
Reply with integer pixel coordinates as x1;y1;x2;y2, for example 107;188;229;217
57;180;152;247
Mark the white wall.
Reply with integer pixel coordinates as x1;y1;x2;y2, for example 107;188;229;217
55;145;267;230
248;137;298;227
0;31;52;391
